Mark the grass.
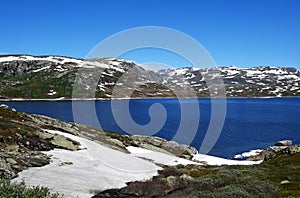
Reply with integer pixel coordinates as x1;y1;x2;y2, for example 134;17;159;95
0;179;61;198
0;70;76;99
97;152;300;197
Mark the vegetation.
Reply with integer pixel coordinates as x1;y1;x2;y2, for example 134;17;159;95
0;179;61;198
95;152;300;197
0;70;76;99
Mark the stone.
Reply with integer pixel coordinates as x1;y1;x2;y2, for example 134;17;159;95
5;145;19;155
166;176;177;186
280;180;290;185
37;131;56;139
27;157;49;167
180;174;194;181
108;138;125;148
0;104;9;109
50;135;80;151
275;140;292;146
6;158;17;165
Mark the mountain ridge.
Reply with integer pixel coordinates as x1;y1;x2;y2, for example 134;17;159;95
0;54;299;99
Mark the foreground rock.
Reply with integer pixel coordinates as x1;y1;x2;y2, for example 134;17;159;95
0;106;81;179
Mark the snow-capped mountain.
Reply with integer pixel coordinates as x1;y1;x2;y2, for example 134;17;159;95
0;54;299;99
159;66;300;97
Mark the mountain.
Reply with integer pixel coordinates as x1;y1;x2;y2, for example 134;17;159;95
0;54;299;99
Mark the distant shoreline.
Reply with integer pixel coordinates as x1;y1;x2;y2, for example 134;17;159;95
1;96;299;102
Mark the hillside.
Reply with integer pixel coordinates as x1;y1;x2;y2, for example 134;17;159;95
0;55;299;99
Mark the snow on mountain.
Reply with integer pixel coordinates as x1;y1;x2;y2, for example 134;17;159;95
160;65;300;97
0;55;299;98
0;55;83;64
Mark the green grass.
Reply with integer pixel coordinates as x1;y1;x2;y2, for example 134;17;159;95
0;70;76;99
0;179;61;198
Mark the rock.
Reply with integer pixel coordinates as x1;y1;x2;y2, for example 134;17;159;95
27;156;50;167
131;135;164;147
269;146;288;152
166;176;177;186
0;159;10;170
138;143;173;155
59;161;73;166
5;145;19;155
275;140;292;146
6;158;17;165
161;141;198;159
37;131;56;139
50;134;80;151
108;138;125;149
0;158;16;178
0;104;9;109
280;180;290;185
131;135;198;159
180;174;194;182
289;145;300;153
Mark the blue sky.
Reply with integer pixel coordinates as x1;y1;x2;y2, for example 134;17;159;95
0;0;300;68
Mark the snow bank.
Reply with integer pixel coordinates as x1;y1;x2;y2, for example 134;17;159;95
12;130;263;197
193;154;262;166
127;146;200;166
234;149;263;159
12;130;160;198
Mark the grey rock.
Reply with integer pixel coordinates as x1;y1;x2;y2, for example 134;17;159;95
6;158;17;165
37;131;56;139
180;174;194;181
280;180;290;185
0;104;9;109
274;140;292;146
50;134;80;151
166;176;177;186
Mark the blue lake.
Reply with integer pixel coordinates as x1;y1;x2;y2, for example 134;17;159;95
2;98;300;158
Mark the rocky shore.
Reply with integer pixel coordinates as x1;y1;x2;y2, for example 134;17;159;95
247;140;300;161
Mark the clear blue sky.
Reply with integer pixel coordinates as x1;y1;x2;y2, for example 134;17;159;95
1;0;300;68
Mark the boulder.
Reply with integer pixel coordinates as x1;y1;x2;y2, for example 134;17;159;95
274;140;292;146
0;104;9;109
50;135;80;151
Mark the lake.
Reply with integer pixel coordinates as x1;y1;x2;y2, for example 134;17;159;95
1;97;300;159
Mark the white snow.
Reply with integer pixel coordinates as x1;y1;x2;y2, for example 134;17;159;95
234;149;263;159
222;69;240;76
32;66;51;73
12;130;264;197
12;130;160;198
47;91;57;96
246;70;262;76
0;55;83;65
193;154;262;166
127;146;200;166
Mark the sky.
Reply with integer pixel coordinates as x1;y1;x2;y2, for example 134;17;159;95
0;0;300;68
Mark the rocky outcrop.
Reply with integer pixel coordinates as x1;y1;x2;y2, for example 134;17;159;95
274;140;293;146
106;135;198;160
247;141;300;161
0;106;82;179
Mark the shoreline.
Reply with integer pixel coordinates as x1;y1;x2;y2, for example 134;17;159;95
1;96;300;102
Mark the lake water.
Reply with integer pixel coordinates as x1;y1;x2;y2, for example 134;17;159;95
2;98;300;159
